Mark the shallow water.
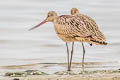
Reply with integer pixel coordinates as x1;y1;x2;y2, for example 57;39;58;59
0;0;120;74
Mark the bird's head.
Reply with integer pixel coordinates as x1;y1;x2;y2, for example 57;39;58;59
29;11;58;31
71;8;79;15
46;11;58;22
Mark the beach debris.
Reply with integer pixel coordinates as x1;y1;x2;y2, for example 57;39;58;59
25;70;48;75
55;71;77;75
5;70;120;77
55;70;120;75
5;70;48;77
5;72;26;77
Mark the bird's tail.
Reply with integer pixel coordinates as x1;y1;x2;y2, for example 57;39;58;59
89;30;107;45
90;39;107;45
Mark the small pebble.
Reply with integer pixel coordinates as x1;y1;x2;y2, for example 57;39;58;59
13;78;19;80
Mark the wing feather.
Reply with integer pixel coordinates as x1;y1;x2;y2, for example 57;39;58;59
74;13;106;41
55;15;92;38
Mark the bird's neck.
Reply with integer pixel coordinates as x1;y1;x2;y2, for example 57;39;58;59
52;16;58;23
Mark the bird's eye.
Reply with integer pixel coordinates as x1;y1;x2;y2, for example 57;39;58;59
48;14;53;17
50;14;53;16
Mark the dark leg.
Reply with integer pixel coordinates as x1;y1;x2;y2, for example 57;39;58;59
82;42;85;72
66;42;70;71
69;42;74;70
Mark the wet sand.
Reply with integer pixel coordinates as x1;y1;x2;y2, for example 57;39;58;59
0;62;120;80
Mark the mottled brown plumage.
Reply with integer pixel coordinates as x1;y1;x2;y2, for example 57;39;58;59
71;8;107;45
54;15;93;43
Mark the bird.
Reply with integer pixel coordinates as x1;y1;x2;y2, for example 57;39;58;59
29;10;107;72
70;8;107;72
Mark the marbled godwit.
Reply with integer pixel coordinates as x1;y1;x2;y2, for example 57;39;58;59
70;8;107;72
29;11;107;71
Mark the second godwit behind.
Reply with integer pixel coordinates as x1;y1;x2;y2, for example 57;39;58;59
29;10;107;72
70;8;107;72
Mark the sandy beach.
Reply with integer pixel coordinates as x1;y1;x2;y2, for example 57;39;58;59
0;62;120;80
3;74;120;80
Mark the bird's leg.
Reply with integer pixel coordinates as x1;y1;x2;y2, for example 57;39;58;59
82;42;85;73
66;42;70;71
69;42;74;70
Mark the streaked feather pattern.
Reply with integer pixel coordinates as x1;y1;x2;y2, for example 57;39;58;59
53;15;92;42
53;14;107;45
72;13;107;45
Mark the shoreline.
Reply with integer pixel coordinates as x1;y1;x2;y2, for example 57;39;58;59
0;62;120;80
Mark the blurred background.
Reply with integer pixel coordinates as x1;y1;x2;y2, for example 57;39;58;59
0;0;120;73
